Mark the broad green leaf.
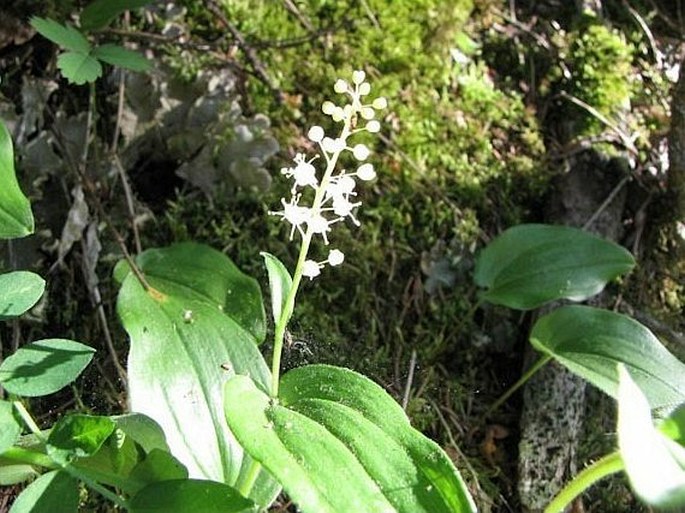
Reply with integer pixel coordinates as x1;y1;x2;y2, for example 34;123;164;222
80;0;153;31
224;364;477;513
9;470;79;513
116;243;278;506
0;400;21;453
129;479;257;513
92;44;151;72
57;51;102;85
0;120;33;239
0;339;95;397
618;366;685;507
530;305;685;410
0;271;45;320
260;252;293;324
46;414;116;465
474;224;635;310
112;413;171;453
128;449;188;493
0;464;37;485
661;404;685;445
29;17;90;53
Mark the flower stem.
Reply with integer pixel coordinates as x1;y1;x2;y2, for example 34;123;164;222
270;120;351;398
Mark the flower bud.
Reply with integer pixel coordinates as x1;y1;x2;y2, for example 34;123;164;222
328;249;345;266
357;163;376;181
361;107;375;120
302;260;321;279
334;79;348;94
358;82;371;96
322;101;336;115
308;125;324;142
372;97;388;110
366;120;380;133
352;70;366;84
352;144;370;161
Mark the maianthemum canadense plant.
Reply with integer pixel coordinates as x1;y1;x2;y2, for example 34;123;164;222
0;72;478;512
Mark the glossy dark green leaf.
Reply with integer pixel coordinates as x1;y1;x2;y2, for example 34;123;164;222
80;0;153;31
474;224;635;310
530;305;685;410
47;414;116;465
92;44;150;72
116;243;278;506
9;470;79;513
0;119;33;239
30;17;90;53
0;271;45;320
57;51;102;85
112;413;170;453
260;252;293;324
618;366;685;507
0;339;95;397
129;479;257;513
128;449;188;493
224;364;477;513
0;400;21;454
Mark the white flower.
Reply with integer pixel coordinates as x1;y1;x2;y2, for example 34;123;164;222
308;126;324;142
273;195;310;239
356;163;376;181
328;249;345;266
322;137;345;153
332;195;360;223
281;153;318;190
358;82;371;96
307;213;331;244
332;107;346;122
334;79;348;94
302;260;321;279
352;70;366;84
372;97;387;110
352;144;370;161
327;175;356;196
322;101;336;115
366;120;380;133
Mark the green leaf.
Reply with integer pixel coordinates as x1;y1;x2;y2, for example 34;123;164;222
29;17;90;53
0;339;95;397
56;51;102;85
116;243;278;506
224;364;477;513
0;271;45;320
474;224;635;310
130;479;257;513
0;400;22;454
618;366;685;507
260;252;293;324
0;464;38;486
661;404;685;446
92;44;151;72
128;449;188;493
0;119;33;239
112;413;171;453
80;0;153;31
46;414;116;465
9;470;79;513
530;305;685;410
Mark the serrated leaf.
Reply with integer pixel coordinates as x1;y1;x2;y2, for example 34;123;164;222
618;366;685;507
530;305;685;411
0;119;34;239
9;470;79;513
0;271;45;320
116;243;278;506
47;414;116;465
474;224;635;310
224;364;477;513
92;44;150;72
80;0;153;31
57;51;102;85
0;339;95;397
260;252;293;324
129;479;257;513
0;400;22;454
30;17;90;53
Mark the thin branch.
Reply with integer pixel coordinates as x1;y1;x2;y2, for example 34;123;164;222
401;350;417;411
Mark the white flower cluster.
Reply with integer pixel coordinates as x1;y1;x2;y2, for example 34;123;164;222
272;70;387;279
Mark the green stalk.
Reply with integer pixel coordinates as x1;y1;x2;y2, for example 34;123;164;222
270;120;352;398
236;458;263;498
1;446;56;469
544;451;624;513
485;354;552;417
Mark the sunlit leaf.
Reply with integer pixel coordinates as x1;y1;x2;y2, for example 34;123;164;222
0;119;33;239
116;243;278;507
474;224;635;310
0;400;22;454
30;17;90;53
0;272;44;320
57;51;102;85
47;414;116;465
530;305;685;411
92;44;151;72
618;366;685;507
224;364;477;513
9;470;79;513
0;339;95;397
